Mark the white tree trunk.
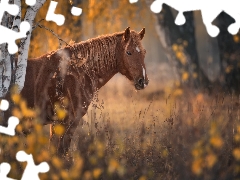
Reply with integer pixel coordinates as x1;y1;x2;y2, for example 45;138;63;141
15;0;46;93
0;0;15;98
12;0;21;33
0;0;46;97
0;45;11;97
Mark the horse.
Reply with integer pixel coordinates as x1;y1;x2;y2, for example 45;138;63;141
20;27;149;157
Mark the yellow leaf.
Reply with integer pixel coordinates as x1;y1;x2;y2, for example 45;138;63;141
57;109;67;120
176;51;183;60
27;134;35;145
205;153;217;168
172;44;178;51
11;94;21;104
237;125;240;133
192;148;202;158
193;72;198;79
192;158;202;175
234;134;240;142
12;108;22;119
40;150;50;161
196;93;204;102
233;148;240;161
39;136;48;145
225;65;233;74
233;35;240;43
182;72;189;81
93;168;102;179
61;170;69;179
54;124;65;136
139;176;147;180
52;156;63;169
162;149;168;157
210;136;223;149
108;159;119;173
173;88;183;97
35;124;42;133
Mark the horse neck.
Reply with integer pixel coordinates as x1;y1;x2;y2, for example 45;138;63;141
78;35;122;90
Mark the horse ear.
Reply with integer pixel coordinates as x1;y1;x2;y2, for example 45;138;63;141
139;28;145;40
124;27;131;42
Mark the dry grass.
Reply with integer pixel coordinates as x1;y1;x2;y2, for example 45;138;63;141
1;78;240;179
68;77;240;179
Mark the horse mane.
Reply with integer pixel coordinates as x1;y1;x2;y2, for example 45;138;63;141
69;32;124;76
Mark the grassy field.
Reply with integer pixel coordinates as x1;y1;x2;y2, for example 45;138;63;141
1;77;240;179
69;77;240;179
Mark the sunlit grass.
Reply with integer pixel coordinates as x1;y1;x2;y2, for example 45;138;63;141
1;80;240;179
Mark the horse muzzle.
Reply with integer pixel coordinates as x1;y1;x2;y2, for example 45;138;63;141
135;78;149;90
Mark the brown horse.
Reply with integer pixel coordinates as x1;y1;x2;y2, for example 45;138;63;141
21;27;148;156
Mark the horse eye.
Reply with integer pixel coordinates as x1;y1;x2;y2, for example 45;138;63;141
126;51;132;55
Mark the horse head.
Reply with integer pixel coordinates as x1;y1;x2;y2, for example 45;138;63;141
119;27;149;90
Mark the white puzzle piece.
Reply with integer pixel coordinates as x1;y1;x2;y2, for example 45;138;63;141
0;0;19;24
16;151;49;180
0;99;9;111
0;163;16;180
25;0;36;6
0;116;19;136
0;21;30;54
131;0;240;37
0;0;31;54
46;1;65;26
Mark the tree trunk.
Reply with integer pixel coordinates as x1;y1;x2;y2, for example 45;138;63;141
0;0;15;97
15;0;46;93
0;0;46;125
0;0;46;98
216;12;240;94
148;3;210;91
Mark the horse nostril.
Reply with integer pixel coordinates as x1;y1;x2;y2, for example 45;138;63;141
138;78;144;86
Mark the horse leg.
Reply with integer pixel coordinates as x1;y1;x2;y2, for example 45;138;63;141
49;118;80;158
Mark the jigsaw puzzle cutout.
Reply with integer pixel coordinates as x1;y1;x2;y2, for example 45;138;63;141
0;21;30;54
0;0;19;24
16;151;49;180
0;99;49;179
0;162;16;180
0;0;82;54
129;0;138;4
150;0;240;37
46;0;82;25
71;6;82;16
0;116;19;136
46;1;65;26
25;0;36;6
0;151;50;180
0;99;9;111
0;0;30;54
0;99;19;136
130;0;240;37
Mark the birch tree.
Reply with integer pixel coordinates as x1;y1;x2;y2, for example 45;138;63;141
0;0;46;98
